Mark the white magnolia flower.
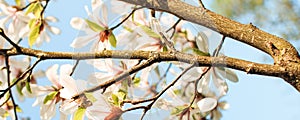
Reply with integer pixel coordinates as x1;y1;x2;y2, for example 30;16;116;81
34;16;61;47
70;0;112;51
59;75;112;119
0;1;29;43
22;64;73;120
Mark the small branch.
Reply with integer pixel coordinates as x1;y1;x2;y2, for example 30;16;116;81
198;0;206;9
40;0;50;18
110;7;143;30
70;60;80;76
0;28;21;52
4;56;18;119
159;32;176;52
74;52;160;98
123;64;195;119
0;58;42;98
212;36;226;57
167;18;181;39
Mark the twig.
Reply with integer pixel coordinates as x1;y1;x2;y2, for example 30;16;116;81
4;56;18;119
166;18;182;39
74;52;160;98
198;0;206;9
0;58;42;98
0;28;21;52
70;60;80;76
159;32;176;52
189;35;226;107
212;36;226;57
139;64;195;119
110;7;144;30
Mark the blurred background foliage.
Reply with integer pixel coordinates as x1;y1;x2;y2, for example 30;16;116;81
210;0;300;41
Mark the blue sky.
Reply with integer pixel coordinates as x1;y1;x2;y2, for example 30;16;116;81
11;0;300;120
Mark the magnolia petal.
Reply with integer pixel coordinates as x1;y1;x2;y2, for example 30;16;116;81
45;16;58;22
91;0;103;11
88;72;113;85
218;101;229;110
49;26;61;35
46;64;60;87
212;109;222;120
70;17;85;30
195;32;209;53
59;75;78;99
111;1;132;14
197;97;218;113
60;100;78;115
212;74;228;96
86;92;111;120
60;64;73;76
40;100;56;120
70;34;96;48
21;84;53;98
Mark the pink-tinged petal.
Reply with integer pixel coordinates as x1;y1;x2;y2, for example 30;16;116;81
86;92;111;120
70;17;85;30
88;72;113;85
59;111;68;120
59;64;73;76
87;59;113;72
197;73;211;94
45;16;58;22
218;101;229;110
60;100;78;115
70;34;97;48
111;1;133;14
40;100;56;120
91;0;103;11
59;75;78;99
49;26;61;35
32;96;44;107
46;64;60;87
75;80;87;93
22;84;53;98
100;3;108;26
197;97;217;113
212;73;228;97
195;32;209;52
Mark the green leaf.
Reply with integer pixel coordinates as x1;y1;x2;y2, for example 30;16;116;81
163;46;168;52
43;91;58;104
25;82;32;94
85;19;104;32
73;107;86;120
84;92;97;103
25;2;43;17
132;77;140;86
171;105;188;115
15;0;21;6
140;25;161;39
108;33;117;47
117;90;127;100
123;26;133;32
25;2;37;15
28;19;41;47
111;94;119;106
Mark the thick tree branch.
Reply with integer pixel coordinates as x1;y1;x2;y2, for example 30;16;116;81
118;0;300;65
116;0;300;93
2;46;299;91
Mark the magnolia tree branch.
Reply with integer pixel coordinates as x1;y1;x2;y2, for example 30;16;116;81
2;45;298;91
117;0;300;92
